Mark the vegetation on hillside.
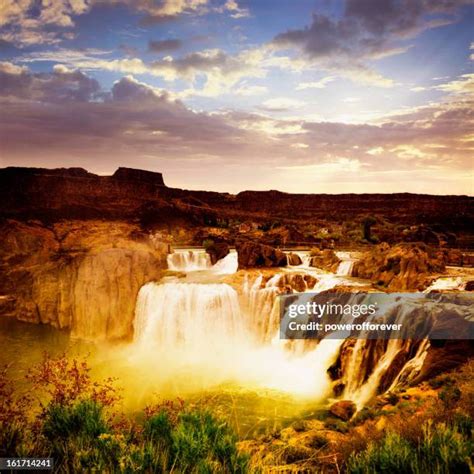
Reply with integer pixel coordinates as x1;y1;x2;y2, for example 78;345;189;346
1;355;473;473
0;354;248;473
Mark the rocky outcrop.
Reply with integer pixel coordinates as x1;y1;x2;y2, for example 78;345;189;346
205;242;230;265
309;249;340;273
112;167;165;186
287;252;302;266
274;273;317;293
236;241;287;269
352;243;446;291
329;400;356;421
0;220;166;340
414;341;474;383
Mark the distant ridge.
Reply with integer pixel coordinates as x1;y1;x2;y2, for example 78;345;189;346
2;166;165;186
0;167;472;238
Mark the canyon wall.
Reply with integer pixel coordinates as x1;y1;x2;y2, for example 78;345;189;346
1;167;472;230
0;219;166;340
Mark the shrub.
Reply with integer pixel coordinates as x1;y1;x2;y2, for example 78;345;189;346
42;399;108;441
2;357;248;473
428;375;455;390
346;421;473;474
27;353;119;408
350;407;383;426
140;409;249;472
172;410;248;473
416;421;472;474
347;431;412;473
439;385;461;409
308;433;328;449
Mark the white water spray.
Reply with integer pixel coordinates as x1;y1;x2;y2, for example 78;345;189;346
167;250;211;271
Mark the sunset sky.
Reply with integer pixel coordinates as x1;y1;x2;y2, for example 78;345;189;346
0;0;473;194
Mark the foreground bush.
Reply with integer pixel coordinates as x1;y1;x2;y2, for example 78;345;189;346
142;410;248;473
1;355;248;473
347;420;473;474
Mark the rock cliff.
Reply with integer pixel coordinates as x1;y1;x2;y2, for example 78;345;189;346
0;220;165;340
352;243;446;291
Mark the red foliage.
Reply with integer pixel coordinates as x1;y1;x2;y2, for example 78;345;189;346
144;397;185;425
26;353;121;409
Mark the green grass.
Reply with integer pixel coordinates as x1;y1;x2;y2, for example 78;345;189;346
22;401;248;473
1;355;249;473
346;420;473;474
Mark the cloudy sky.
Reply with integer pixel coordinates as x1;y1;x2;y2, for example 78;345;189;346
0;0;473;194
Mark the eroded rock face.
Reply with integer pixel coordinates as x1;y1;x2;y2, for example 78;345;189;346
352;243;446;291
236;241;287;269
205;242;229;265
415;340;474;383
309;249;340;273
0;220;165;340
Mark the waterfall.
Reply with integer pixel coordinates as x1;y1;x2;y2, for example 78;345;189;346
335;252;356;276
132;260;467;407
211;251;238;274
336;260;354;276
335;293;472;407
425;276;465;291
242;274;281;343
167;249;238;274
341;338;410;408
133;279;341;397
134;282;244;349
167;250;211;272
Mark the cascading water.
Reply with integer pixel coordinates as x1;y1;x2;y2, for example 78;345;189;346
133;248;452;409
133;279;341;396
335;251;357;276
211;251;238;274
425;276;465;291
167;250;211;271
134;282;244;349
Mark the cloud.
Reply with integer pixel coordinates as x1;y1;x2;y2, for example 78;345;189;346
0;65;472;194
0;61;101;102
19;48;112;64
260;97;306;111
342;97;361;103
0;0;211;46
278;157;362;173
296;76;335;90
271;0;472;87
233;84;268;96
54;47;268;97
119;44;140;57
221;0;250;19
0;61;28;75
434;74;474;95
149;38;183;53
